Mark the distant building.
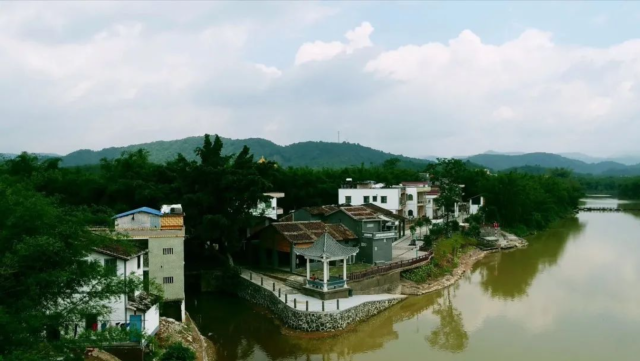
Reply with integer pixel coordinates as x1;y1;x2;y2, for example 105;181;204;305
113;205;186;322
338;180;404;215
252;192;285;220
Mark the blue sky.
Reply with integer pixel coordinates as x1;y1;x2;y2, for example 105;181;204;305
1;1;640;158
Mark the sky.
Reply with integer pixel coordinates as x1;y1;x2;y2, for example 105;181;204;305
2;1;640;158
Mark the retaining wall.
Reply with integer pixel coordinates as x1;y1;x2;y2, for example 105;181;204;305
237;278;403;332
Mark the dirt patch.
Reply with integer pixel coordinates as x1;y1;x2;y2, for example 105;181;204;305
155;314;216;361
85;349;121;361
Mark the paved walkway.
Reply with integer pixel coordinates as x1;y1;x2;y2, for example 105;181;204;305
240;270;404;313
392;236;429;262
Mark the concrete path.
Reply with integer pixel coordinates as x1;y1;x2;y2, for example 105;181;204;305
240;270;404;313
391;236;429;262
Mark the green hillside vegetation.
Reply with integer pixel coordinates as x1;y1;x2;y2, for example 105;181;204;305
465;152;631;175
60;136;430;169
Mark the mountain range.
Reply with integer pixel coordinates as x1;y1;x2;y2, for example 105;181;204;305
58;136;430;169
4;135;640;175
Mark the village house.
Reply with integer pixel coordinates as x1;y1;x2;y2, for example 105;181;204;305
283;204;405;265
325;206;398;265
338;180;405;215
83;242;160;339
250;221;358;272
113;205;186;322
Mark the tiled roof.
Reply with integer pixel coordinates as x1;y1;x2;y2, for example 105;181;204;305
362;203;406;221
340;206;382;221
279;213;294;222
294;233;359;259
113;207;162;219
94;241;147;260
426;187;440;195
272;222;357;244
302;205;339;216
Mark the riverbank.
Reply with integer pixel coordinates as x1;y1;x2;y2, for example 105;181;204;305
156;315;216;361
401;232;527;296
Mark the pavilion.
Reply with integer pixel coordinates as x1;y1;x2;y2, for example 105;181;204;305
294;232;359;296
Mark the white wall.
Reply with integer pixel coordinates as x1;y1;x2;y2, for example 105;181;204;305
338;188;402;212
143;304;160;335
252;196;279;220
115;212;159;229
87;252;146;330
405;188;418;217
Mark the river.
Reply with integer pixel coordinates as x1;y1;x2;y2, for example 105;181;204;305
189;197;640;361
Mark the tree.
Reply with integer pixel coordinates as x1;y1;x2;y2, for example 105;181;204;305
182;135;276;264
160;342;196;361
0;180;138;361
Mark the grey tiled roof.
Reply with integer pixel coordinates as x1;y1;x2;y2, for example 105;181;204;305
294;233;359;259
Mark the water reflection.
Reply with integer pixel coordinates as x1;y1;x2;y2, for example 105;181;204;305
189;290;442;361
425;286;468;353
477;216;585;300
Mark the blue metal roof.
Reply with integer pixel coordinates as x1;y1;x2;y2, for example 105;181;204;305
113;207;162;219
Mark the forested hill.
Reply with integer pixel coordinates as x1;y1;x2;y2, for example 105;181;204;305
465;152;633;175
60;136;430;168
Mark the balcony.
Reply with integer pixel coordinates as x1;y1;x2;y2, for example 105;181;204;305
362;231;398;239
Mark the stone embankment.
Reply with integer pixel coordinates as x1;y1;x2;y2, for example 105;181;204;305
237;276;404;332
402;231;527;296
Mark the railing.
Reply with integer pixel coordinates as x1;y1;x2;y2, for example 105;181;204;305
347;251;433;281
307;278;346;290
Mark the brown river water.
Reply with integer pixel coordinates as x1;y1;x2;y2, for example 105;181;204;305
189;197;640;361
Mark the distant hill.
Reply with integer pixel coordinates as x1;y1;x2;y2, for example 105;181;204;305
60;136;431;169
1;153;59;160
465;152;632;175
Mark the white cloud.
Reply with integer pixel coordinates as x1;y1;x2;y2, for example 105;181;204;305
254;63;282;78
294;21;374;65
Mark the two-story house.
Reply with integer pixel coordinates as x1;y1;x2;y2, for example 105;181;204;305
338;180;404;215
113;205;186;322
325;206;398;264
85;242;160;338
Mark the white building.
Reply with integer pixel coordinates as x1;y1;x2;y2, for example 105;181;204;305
252;192;285;220
114;205;186;322
85;245;160;338
339;180;478;220
338;181;403;215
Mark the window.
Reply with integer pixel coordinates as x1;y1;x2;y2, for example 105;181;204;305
364;196;370;203
407;194;414;201
373;196;378;202
163;276;174;284
345;196;352;204
137;255;141;269
408;210;414;217
104;258;117;276
163;248;174;255
381;196;387;204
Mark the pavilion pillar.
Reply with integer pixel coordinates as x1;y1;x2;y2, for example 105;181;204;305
322;256;328;291
306;258;310;281
343;258;348;288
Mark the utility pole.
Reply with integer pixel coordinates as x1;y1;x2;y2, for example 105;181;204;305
338;131;340;143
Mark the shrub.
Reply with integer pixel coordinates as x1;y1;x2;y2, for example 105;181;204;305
160;342;196;361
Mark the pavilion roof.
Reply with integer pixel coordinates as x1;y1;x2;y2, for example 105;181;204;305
294;233;359;259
